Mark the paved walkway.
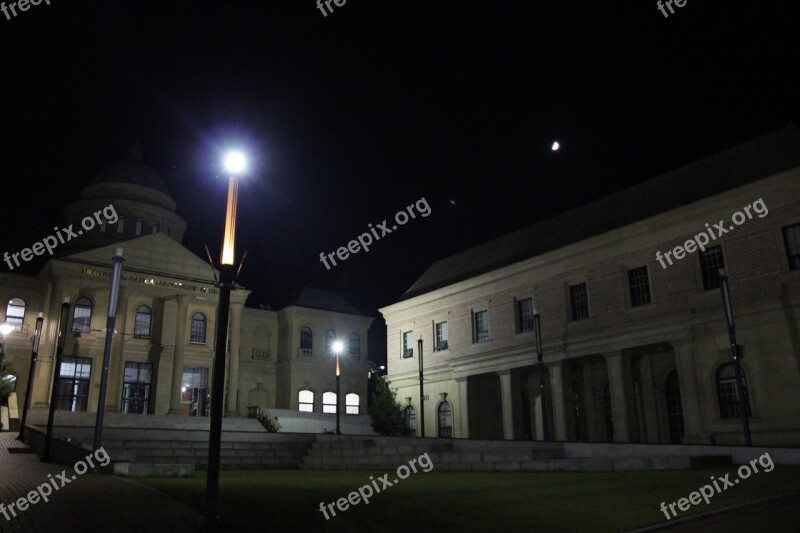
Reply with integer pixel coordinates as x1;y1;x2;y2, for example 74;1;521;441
0;431;201;533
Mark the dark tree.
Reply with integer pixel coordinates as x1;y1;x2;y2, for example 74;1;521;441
367;376;406;436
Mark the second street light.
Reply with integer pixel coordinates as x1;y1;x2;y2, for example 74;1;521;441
333;340;343;435
205;150;245;527
17;313;44;442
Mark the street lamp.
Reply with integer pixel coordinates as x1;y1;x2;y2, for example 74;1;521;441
718;269;751;446
43;298;71;462
333;340;343;435
205;150;246;526
17;313;44;442
533;301;549;441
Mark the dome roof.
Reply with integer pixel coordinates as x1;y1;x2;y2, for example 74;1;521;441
91;144;171;196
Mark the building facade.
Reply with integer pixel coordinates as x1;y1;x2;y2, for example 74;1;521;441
0;148;372;422
381;125;800;447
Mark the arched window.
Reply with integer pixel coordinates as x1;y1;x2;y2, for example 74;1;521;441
716;363;751;418
323;391;337;413
404;405;417;437
134;305;152;339
345;393;360;415
300;327;313;350
665;370;685;444
438;401;453;438
349;334;360;355
298;389;314;412
5;297;25;325
325;330;336;354
72;297;92;332
190;313;207;345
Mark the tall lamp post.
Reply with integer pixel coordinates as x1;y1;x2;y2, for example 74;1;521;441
43;298;71;462
92;248;125;459
205;151;245;527
417;336;425;438
718;269;752;446
333;340;343;434
17;313;44;442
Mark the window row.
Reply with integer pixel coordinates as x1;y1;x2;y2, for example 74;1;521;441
98;216;165;237
299;327;361;354
297;390;360;414
402;401;453;438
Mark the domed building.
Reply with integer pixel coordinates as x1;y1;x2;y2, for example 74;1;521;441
0;147;372;435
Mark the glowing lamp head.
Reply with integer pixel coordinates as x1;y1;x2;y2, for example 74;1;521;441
0;323;15;336
332;341;344;354
224;151;247;174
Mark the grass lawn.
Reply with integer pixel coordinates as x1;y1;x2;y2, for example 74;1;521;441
136;467;800;532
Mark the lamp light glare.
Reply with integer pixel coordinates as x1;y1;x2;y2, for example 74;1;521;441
0;323;14;336
224;151;247;174
332;341;344;354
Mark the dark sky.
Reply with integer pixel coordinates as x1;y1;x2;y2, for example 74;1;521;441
1;1;798;363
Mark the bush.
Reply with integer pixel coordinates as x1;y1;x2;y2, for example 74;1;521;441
367;377;406;436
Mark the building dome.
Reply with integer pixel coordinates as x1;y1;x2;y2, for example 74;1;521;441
90;144;171;196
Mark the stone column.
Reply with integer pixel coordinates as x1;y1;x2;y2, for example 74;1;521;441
455;377;469;438
226;302;243;415
105;289;130;411
168;295;191;414
673;341;704;443
548;362;568;441
605;351;631;442
498;371;514;440
32;282;61;407
581;363;599;442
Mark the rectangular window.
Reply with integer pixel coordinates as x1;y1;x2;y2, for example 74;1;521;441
517;297;534;332
121;362;152;414
569;283;589;321
181;367;209;416
783;223;800;270
627;266;652;307
473;310;489;342
402;331;414;358
699;246;725;290
135;218;143;236
435;321;448;351
152;222;160;234
117;215;125;234
57;357;92;412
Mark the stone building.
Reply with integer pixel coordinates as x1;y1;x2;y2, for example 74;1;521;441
381;124;800;447
0;147;372;422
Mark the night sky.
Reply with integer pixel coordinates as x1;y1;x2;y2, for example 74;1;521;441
1;1;798;364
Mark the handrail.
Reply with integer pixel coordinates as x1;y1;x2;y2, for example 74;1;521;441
247;405;281;432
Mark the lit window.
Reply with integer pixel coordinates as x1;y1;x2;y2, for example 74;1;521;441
4;297;25;325
298;389;314;412
473;310;488;342
72;297;92;332
134;305;152;339
323;391;337;413
190;313;206;344
435;321;448;351
402;331;413;358
345;393;359;415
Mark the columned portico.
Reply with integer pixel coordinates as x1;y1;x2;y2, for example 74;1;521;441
168;295;191;414
548;361;569;441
